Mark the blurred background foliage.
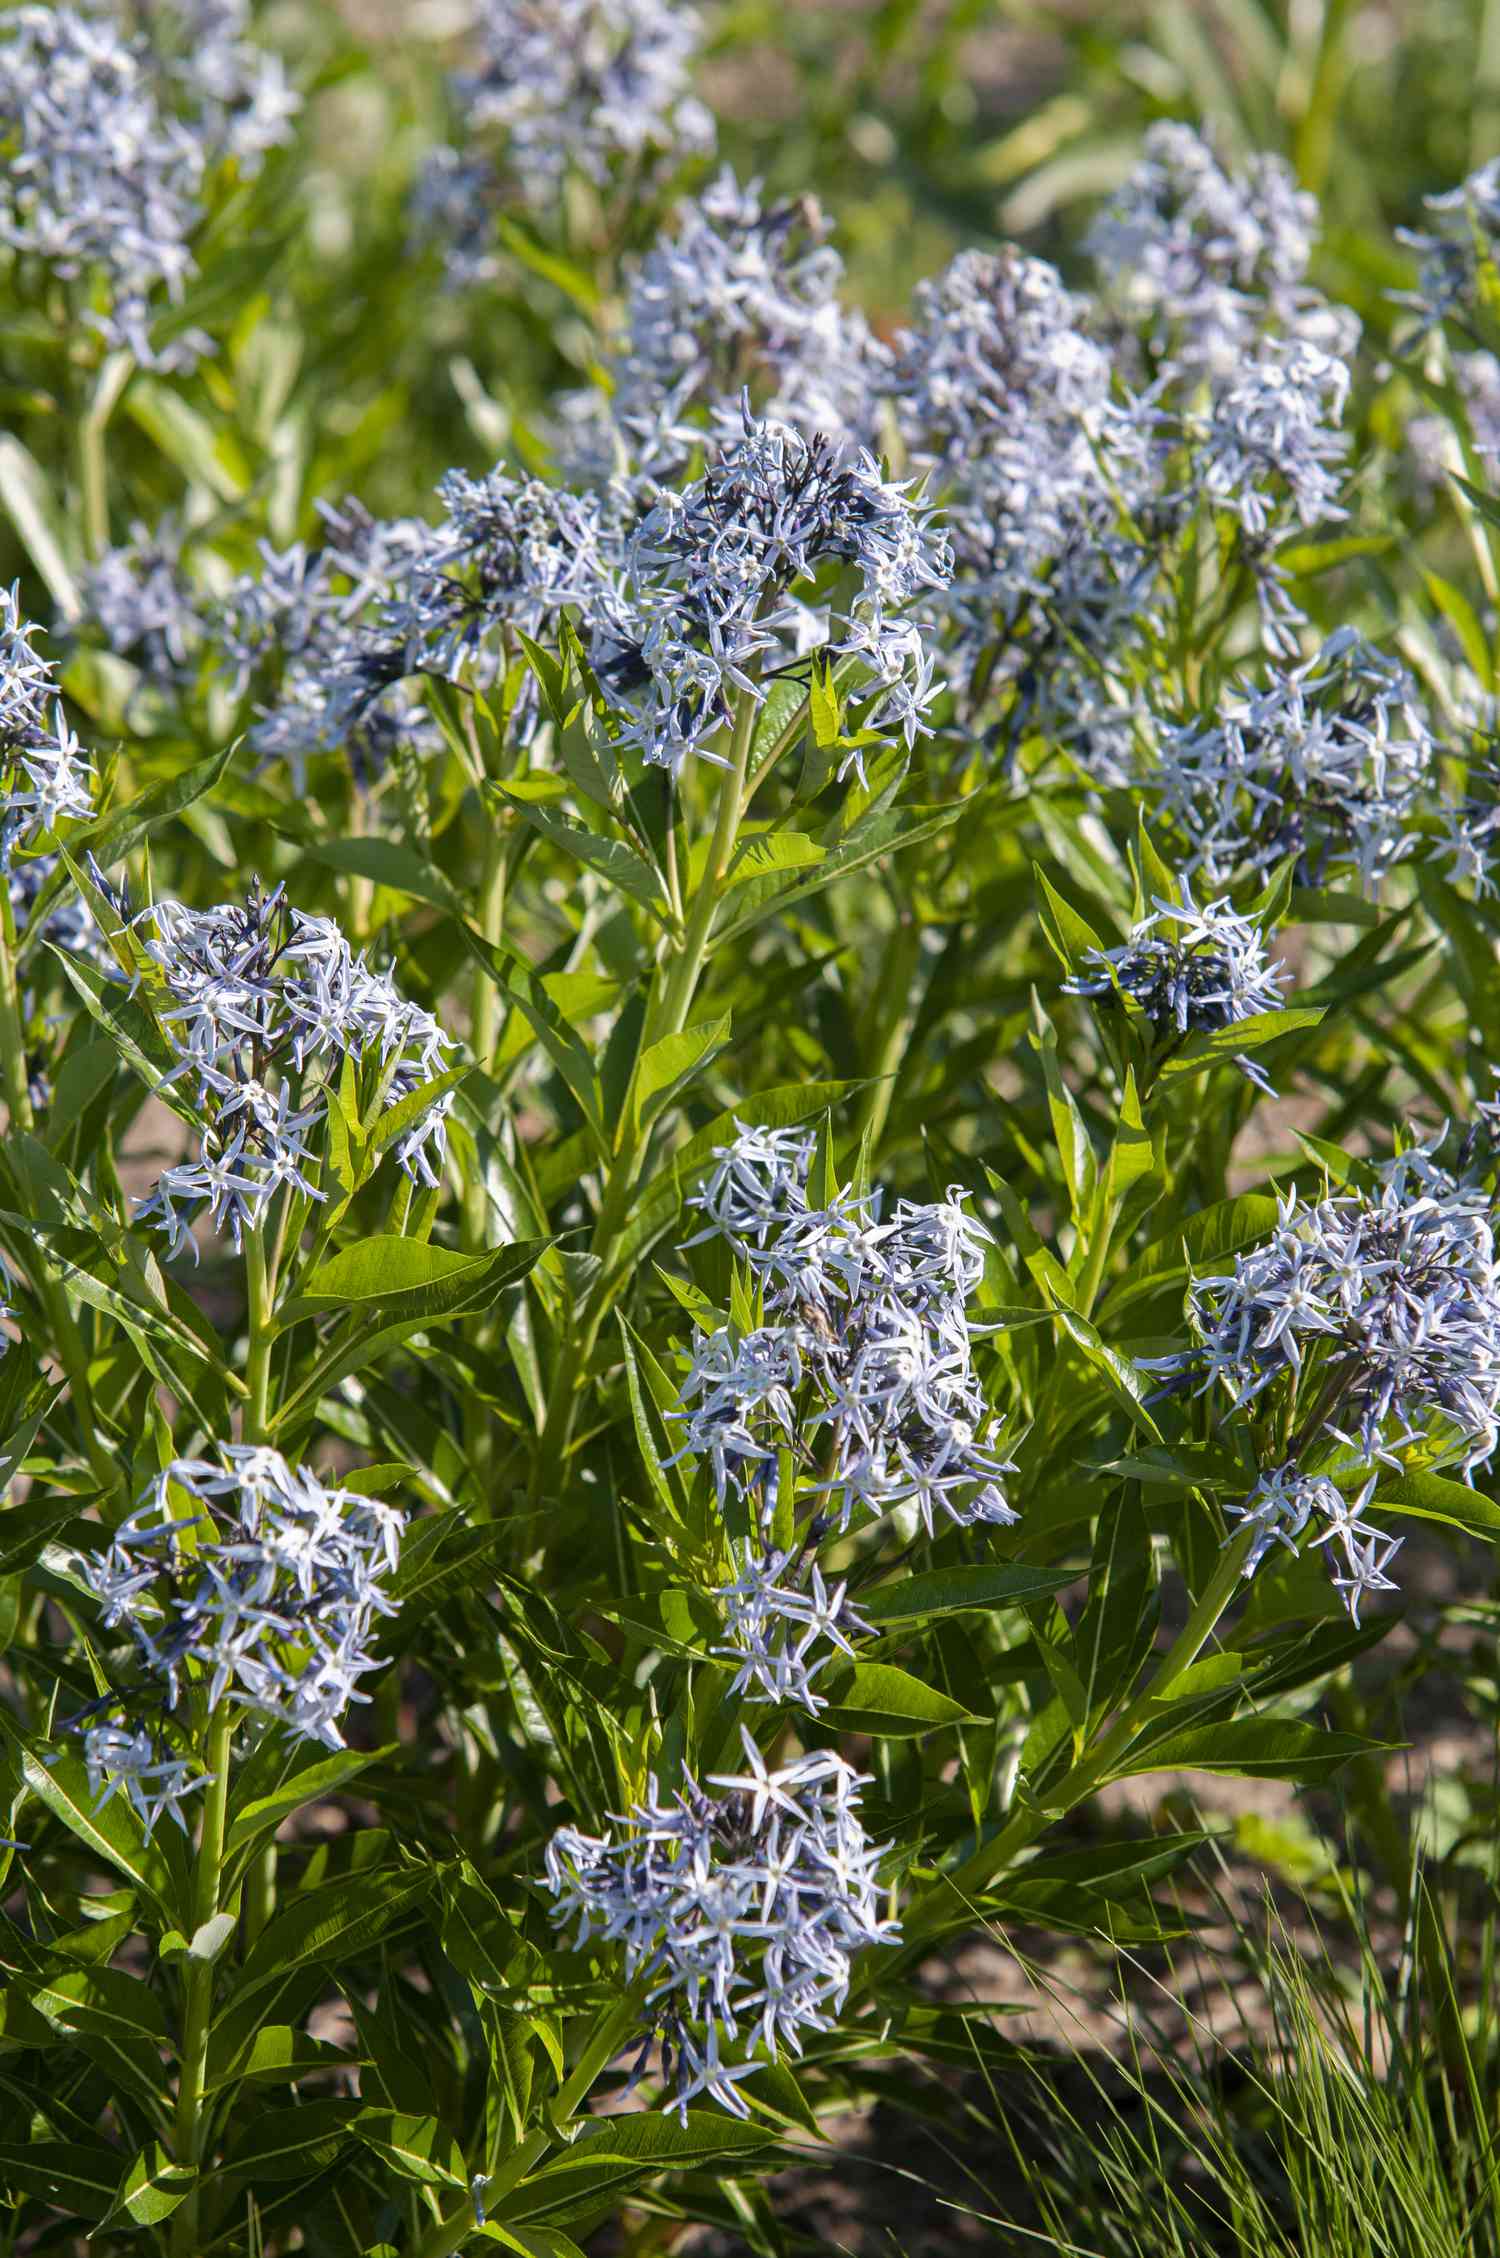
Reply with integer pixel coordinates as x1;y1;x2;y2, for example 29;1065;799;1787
24;0;1482;572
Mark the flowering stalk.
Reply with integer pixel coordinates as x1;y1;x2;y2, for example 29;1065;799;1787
0;885;116;1493
414;1991;647;2258
78;351;133;562
854;912;923;1151
901;1526;1256;1943
170;1701;235;2258
242;1219;278;1944
172;1225;283;2232
244;1218;275;1446
530;680;758;1501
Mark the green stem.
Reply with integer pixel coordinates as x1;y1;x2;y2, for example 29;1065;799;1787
906;1527;1254;1937
238;1224;277;1946
77;350;132;562
244;1222;274;1447
1075;1192;1123;1322
855;914;922;1152
652;690;758;1043
171;1701;235;2258
0;891;115;1492
471;822;508;1087
529;693;758;1504
414;1992;644;2258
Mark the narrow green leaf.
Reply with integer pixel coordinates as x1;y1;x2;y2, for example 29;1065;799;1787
860;1563;1074;1624
99;2142;196;2231
0;434;79;612
303;836;467;916
1117;1719;1385;1782
221;2099;359;2180
0;2138;118;2220
278;1235;548;1332
819;1661;980;1735
355;2111;466;2189
226;1744;393;1859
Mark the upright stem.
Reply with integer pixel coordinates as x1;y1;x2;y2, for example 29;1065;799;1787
651;690;758;1045
77;351;132;563
0;889;115;1492
464;823;510;1299
529;694;758;1503
855;913;922;1152
904;1528;1253;1940
241;1222;277;1942
470;823;508;1087
414;1992;644;2258
243;1221;274;1446
171;1701;235;2258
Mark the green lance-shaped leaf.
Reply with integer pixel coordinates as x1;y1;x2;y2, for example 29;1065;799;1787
461;928;611;1151
354;2110;467;2189
209;1868;435;2080
25;1964;173;2118
627;1012;732;1144
817;1661;981;1736
224;1743;397;1865
302;834;469;916
97;2142;197;2231
278;1234;549;1330
49;947;198;1129
498;2114;776;2226
0;433;80;612
1113;1718;1389;1784
1034;862;1108;972
1154;1005;1327;1080
272;1237;550;1432
0;1719;189;1926
220;2098;361;2181
859;1562;1076;1625
0;2138;120;2221
491;786;666;918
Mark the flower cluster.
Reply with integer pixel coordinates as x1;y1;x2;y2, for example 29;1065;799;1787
132;880;453;1257
1396;158;1500;336
128;0;298;175
591;406;951;776
1147;628;1433;890
0;2;294;370
673;1125;1011;1705
419;0;712;276
712;1540;871;1713
72;1445;404;1835
893;246;1130;646
0;589;94;869
1224;1465;1400;1625
390;469;619;686
1085;123;1340;372
1147;1144;1500;1503
460;0;712;189
79;519;205;687
559;169;887;482
1064;882;1287;1093
681;1121;1013;1536
409;144;504;291
214;505;436;782
78;1723;212;1843
1434;752;1500;899
1195;335;1349;540
544;1730;895;2119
